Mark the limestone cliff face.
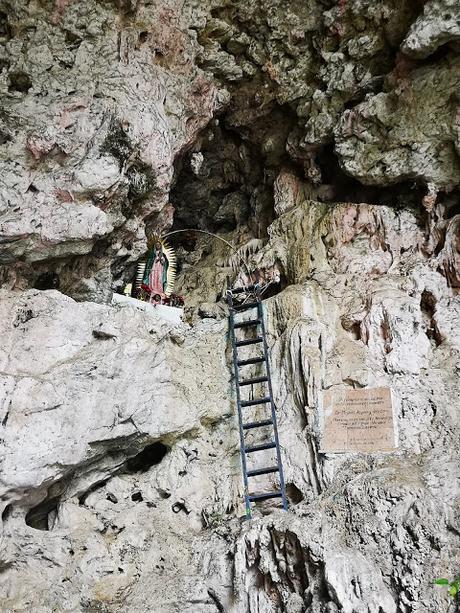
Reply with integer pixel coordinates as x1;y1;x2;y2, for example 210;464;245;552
0;1;459;612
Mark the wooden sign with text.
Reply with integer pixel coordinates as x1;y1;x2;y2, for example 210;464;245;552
320;387;397;453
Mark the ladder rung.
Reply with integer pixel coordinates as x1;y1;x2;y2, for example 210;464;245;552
239;376;268;387
240;396;271;407
233;319;260;329
242;419;273;430
245;441;276;453
247;466;279;477
235;337;263;347
237;356;265;367
234;301;259;312
231;284;258;295
249;491;282;502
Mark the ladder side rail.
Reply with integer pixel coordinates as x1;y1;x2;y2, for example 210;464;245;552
257;299;288;511
227;290;252;519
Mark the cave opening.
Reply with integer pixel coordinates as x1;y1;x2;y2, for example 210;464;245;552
34;272;60;291
25;495;61;531
286;483;304;505
8;71;32;94
168;122;259;236
162;100;299;304
125;442;169;473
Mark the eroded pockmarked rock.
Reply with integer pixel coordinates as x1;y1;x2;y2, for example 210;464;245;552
0;288;243;610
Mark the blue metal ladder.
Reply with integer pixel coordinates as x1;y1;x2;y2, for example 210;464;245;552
227;284;288;519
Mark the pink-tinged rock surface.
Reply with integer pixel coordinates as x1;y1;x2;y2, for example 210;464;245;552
0;0;218;295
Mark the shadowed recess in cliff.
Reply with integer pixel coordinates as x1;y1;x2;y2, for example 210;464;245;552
25;478;68;531
169;122;260;234
125;442;169;472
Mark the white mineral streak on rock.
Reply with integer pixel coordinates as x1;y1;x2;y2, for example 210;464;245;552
325;550;396;613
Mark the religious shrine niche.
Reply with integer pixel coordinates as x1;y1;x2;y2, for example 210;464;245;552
132;235;184;307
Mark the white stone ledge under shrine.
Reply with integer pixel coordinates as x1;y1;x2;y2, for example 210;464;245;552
112;293;184;325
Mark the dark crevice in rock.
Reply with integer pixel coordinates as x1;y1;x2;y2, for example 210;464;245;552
439;189;460;221
342;320;362;341
256;265;287;299
78;479;108;506
380;312;393;354
34;272;60;291
0;11;11;40
138;30;149;44
100;119;133;170
419;41;457;64
113;0;139;19
420;290;443;347
69;442;169;511
125;442;169;473
8;71;32;94
106;492;118;504
26;492;62;531
2;504;12;522
319;145;427;208
243;528;330;610
207;588;225;613
172;500;190;514
286;483;304;505
2;405;10;426
64;29;83;51
0;128;12;144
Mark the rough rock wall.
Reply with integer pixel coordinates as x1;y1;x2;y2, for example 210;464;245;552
171;196;460;612
0;0;460;612
1;199;459;612
0;290;237;612
0;0;221;299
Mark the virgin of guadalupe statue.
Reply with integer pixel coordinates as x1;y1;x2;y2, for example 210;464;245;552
135;235;177;304
144;241;168;297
